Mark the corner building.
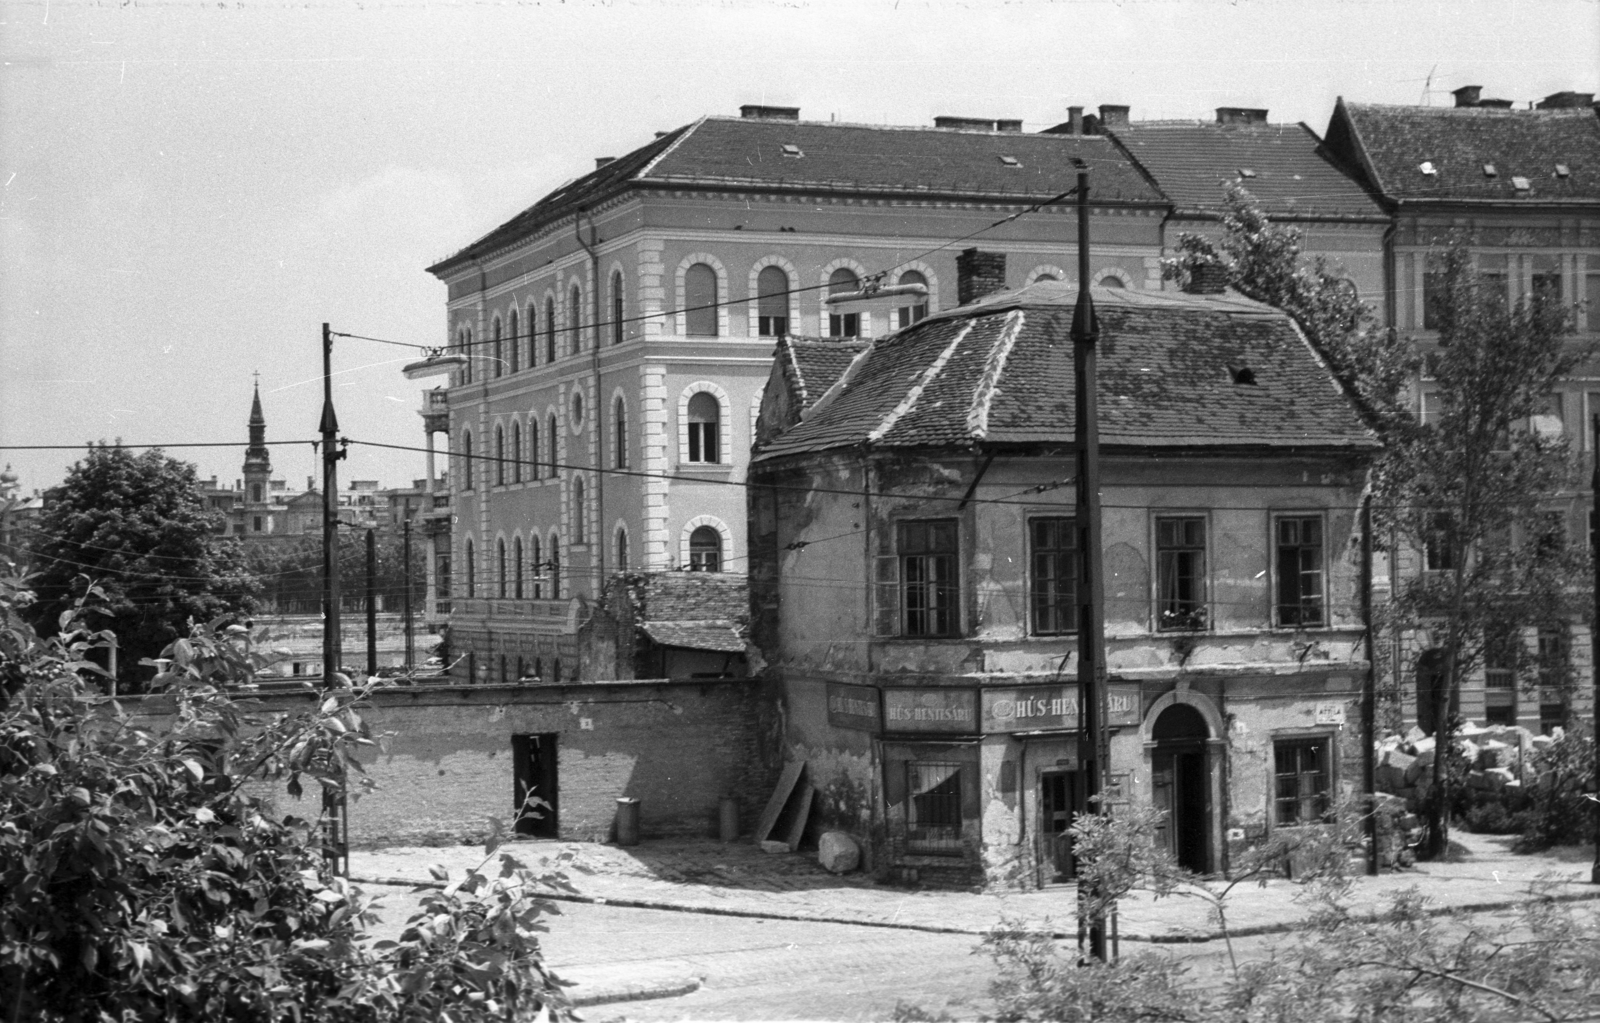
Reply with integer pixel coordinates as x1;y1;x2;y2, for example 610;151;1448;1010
750;272;1381;888
424;106;1170;682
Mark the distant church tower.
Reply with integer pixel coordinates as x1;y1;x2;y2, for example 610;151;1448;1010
242;379;273;534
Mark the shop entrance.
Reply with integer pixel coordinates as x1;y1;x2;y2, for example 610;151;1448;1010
1038;770;1080;884
1151;704;1210;873
511;733;559;837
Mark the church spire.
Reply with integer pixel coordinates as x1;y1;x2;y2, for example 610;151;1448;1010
244;376;272;481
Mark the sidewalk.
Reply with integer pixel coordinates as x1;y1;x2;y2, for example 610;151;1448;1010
351;830;1600;946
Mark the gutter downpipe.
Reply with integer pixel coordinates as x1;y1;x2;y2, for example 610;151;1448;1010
577;210;605;596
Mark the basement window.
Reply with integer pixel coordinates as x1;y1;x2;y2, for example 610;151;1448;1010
1482;162;1497;178
781;144;803;158
998;155;1021;167
1418;161;1437;177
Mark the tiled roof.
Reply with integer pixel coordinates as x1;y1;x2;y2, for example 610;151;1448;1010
1333;101;1600;203
430;117;1165;273
640;572;748;624
778;337;868;411
754;282;1379;460
639;622;747;653
1108;122;1385;220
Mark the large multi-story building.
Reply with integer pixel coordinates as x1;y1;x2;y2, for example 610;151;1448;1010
1322;85;1600;733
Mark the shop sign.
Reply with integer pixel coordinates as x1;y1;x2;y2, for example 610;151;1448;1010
981;685;1142;733
882;688;979;733
826;684;881;732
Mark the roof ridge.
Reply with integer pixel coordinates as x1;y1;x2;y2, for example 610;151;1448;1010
698;114;1120;139
784;339;811;406
967;310;1026;441
637;115;707;179
869;320;974;445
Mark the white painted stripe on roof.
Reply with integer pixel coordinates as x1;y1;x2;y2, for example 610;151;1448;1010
867;321;974;445
786;342;811;406
636;117;706;180
800;342;873;423
966;309;1025;441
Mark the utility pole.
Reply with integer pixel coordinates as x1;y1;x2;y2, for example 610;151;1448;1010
403;518;414;672
319;322;348;877
1591;415;1600;885
1072;162;1110;962
366;527;377;678
1362;495;1380;875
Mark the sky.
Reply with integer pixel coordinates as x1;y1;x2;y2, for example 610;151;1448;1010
2;0;1597;499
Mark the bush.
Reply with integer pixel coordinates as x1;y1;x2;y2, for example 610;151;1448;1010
1516;732;1597;851
0;573;571;1021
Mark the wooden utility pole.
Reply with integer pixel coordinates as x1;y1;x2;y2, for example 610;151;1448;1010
366;527;377;677
1072;163;1110;961
1591;415;1600;885
403;519;414;672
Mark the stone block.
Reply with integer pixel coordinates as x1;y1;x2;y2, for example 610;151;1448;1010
760;840;791;855
817;831;861;874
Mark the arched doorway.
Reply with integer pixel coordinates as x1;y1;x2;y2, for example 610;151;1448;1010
1152;703;1211;873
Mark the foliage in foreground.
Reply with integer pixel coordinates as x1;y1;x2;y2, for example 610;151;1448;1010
0;573;570;1022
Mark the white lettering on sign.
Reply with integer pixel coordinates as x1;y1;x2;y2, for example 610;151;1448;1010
1314;701;1347;725
828;694;878;718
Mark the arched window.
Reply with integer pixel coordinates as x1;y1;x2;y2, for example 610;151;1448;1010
689;526;722;572
462;431;474;490
508;309;520;372
614;397;628;468
492;317;503;378
1035;272;1059;282
530;418;541;478
611;270;624;345
549;536;561;598
531;535;543;598
514;536;524;598
547;414;559;478
685;263;718;336
572;392;584;429
615;527;629;572
1101;275;1126;289
897;270;929;328
465;538;476;597
545;297;556;363
687;391;720;463
511;421;522;483
526;302;538;365
569;284;583;354
495;426;505;486
573;477;587;544
463;327;474;383
496;538;507;598
757;265;789;337
828;268;860;337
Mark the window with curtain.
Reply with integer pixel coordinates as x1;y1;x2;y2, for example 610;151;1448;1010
828;268;860;337
907;761;964;854
1156;516;1206;631
686;392;720;463
689;526;722;571
685;263;718;336
757;265;789;337
896;270;928;328
611;270;624;345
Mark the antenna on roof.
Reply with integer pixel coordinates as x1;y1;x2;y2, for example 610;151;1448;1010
1422;64;1438;106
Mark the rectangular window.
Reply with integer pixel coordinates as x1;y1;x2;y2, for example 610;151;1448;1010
1532;393;1565;437
1422;270;1445;330
1483;622;1518;726
1155;516;1206;631
829;311;860;338
1029;517;1078;635
899;520;958;637
1531;254;1562;306
1274;738;1331;826
1586;272;1600;331
1424;512;1458;572
1275;515;1324;627
906;761;964;855
1479;253;1510;315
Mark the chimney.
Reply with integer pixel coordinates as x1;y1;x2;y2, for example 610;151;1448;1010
995;118;1023;133
1536;91;1595;109
307;475;315;491
1097;104;1130;130
956;248;1008;304
1452;85;1483;108
739;104;801;120
934;115;997;131
1216;107;1269;125
595;157;615;169
1183;262;1230;295
1069;106;1084;135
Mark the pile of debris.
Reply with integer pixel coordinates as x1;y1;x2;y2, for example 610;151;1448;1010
1376;723;1559;805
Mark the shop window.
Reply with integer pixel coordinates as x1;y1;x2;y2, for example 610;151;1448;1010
1029;517;1077;635
907;761;964;855
689;526;722;572
1275;515;1324;627
896;270;929;328
757;265;788;336
828;268;860;337
897;520;958;637
685;263;718;337
1273;737;1331;826
1155;516;1206;631
686;392;721;463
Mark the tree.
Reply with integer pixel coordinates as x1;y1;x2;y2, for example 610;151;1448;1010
0;573;571;1022
1377;245;1585;859
23;444;258;692
245;529;425;617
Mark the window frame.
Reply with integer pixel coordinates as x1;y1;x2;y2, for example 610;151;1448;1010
686;391;722;464
1154;514;1208;632
756;264;790;337
1273;513;1326;629
894;519;960;638
684;262;719;337
906;760;966;856
1272;734;1334;828
688;525;722;572
568;284;583;355
1028;515;1078;636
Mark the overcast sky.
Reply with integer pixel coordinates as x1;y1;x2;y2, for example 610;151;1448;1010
2;0;1596;500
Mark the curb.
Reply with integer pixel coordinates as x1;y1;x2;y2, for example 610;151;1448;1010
567;976;702;1008
350;874;1600;945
